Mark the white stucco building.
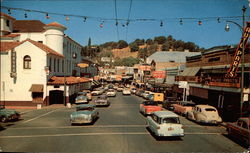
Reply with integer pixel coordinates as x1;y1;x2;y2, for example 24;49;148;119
0;12;91;106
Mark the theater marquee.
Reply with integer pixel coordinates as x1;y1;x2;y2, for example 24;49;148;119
227;22;250;78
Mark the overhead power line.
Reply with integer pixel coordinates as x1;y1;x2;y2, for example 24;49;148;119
2;6;249;24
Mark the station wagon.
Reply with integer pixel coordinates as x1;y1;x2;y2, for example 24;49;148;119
146;111;184;137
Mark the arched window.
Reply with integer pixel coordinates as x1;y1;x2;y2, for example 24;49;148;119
23;55;31;69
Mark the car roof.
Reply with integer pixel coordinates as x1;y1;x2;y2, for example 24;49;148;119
177;101;195;104
196;105;216;109
76;104;95;108
154;111;179;118
238;117;250;124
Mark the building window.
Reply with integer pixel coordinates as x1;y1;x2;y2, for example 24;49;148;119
23;55;31;69
57;59;60;72
6;20;10;27
49;57;52;71
208;57;220;62
54;58;56;72
62;60;64;72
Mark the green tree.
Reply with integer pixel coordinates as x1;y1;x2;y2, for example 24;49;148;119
117;40;128;49
154;36;167;44
146;39;154;45
129;42;139;52
122;57;139;67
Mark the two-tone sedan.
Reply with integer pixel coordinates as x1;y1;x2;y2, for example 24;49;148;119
147;111;184;138
75;95;88;105
0;105;20;123
106;89;116;97
140;101;162;116
70;104;99;125
94;95;110;107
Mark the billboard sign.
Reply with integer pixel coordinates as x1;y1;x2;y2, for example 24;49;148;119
152;71;166;78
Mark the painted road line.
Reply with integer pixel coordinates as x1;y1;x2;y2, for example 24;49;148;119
8;124;221;130
0;132;227;139
9;124;148;129
21;109;60;124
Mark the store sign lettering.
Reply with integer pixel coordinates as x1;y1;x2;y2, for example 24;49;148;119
227;22;250;78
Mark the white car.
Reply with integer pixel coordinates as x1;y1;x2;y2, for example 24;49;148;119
106;89;116;97
147;111;184;138
130;88;137;94
122;88;131;95
186;105;222;124
91;88;104;96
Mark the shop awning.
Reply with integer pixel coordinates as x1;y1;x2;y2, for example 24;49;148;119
92;80;100;85
77;63;89;68
180;67;200;76
29;84;43;92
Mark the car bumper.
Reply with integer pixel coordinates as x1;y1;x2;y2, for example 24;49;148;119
71;119;92;124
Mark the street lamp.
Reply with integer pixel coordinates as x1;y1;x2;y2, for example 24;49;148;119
224;6;247;117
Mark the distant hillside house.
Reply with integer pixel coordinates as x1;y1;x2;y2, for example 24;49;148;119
146;51;201;84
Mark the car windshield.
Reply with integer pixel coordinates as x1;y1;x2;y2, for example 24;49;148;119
144;101;158;106
162;117;180;124
99;95;107;99
205;108;216;112
76;96;87;100
77;107;94;111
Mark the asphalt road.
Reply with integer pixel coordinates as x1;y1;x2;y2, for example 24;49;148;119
0;92;248;152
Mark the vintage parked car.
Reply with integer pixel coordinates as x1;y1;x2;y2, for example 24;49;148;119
122;88;131;95
172;101;196;116
106;89;116;97
82;90;92;101
140;100;162;116
94;95;110;107
227;117;250;146
91;88;104;96
146;111;184;138
186;105;222;124
70;104;99;125
0;105;21;123
130;88;137;94
75;95;88;104
146;94;154;101
162;97;178;110
117;87;123;92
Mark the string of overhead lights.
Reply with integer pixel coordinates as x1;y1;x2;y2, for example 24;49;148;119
2;6;249;27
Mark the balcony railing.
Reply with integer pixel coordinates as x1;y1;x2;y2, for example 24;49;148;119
175;76;241;88
207;77;240;88
175;76;201;82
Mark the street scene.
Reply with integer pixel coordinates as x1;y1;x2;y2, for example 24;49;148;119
0;91;247;152
1;0;250;152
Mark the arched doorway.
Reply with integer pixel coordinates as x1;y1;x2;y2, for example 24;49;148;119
49;90;63;105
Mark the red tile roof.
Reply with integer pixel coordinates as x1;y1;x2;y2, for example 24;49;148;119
0;12;15;20
0;33;20;38
46;22;66;29
47;76;91;85
13;20;46;32
0;41;21;52
27;39;64;57
0;39;64;57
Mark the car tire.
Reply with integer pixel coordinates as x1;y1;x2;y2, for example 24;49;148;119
1;117;7;123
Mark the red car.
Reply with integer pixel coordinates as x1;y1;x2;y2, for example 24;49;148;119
139;101;162;116
227;117;250;146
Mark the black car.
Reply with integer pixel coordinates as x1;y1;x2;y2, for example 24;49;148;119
162;97;178;110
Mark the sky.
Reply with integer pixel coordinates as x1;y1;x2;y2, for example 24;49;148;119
1;0;250;49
